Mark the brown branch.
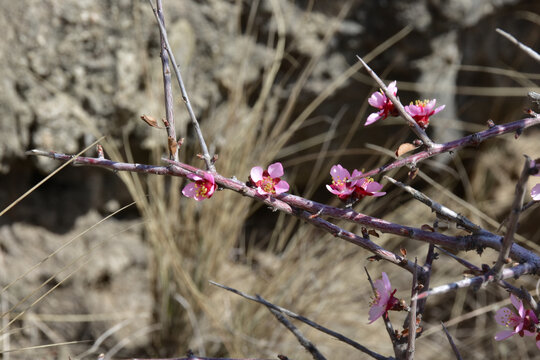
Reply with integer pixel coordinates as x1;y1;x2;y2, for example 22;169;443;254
156;0;178;161
491;156;532;275
356;55;437;148
260;296;327;360
146;0;215;171
440;322;463;360
406;258;418;360
351;115;540;181
209;281;392;360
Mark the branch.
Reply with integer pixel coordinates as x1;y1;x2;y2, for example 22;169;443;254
491;156;532;275
496;28;540;63
351;115;540;181
156;0;179;161
440;322;463;360
147;0;215;171
414;262;536;300
384;176;482;233
356;55;437;148
260;296;327;360
209;282;392;360
406;259;418;360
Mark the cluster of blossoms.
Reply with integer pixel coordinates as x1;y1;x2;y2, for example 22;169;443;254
326;164;385;202
365;81;445;130
494;294;540;349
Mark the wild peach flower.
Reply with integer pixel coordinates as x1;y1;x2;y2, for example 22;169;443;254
250;162;289;195
404;99;445;129
182;172;217;201
368;272;400;324
355;177;386;199
326;164;362;200
365;81;399;126
531;184;540;201
494;294;539;343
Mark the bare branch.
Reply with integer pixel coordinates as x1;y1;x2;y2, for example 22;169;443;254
209;282;392;360
351;115;540;181
384;176;482;233
406;259;418;360
356;55;437;148
261;296;327;360
146;0;215;171
440;322;463;360
496;28;540;63
491;156;532;275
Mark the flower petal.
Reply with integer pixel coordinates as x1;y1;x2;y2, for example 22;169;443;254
187;173;203;181
368;304;386;324
330;164;350;180
531;184;540;200
274;180;289;194
250;166;264;182
494;330;516;341
267;162;284;178
182;182;198;199
510;294;524;317
495;307;519;327
365;111;383;126
368;91;385;108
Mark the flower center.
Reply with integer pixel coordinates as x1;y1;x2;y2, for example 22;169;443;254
196;182;209;197
261;177;276;194
412;99;429;108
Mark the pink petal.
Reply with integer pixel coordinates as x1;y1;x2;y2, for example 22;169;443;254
203;172;215;184
404;105;419;116
494;330;516;341
432;104;445;115
330;164;350;181
257;187;270;196
187;173;203;182
250;166;264;182
510;294;524;317
267;162;284;178
365;111;383;126
365;181;384;194
274;180;289;194
368;91;386;108
531;184;540;200
387;81;397;95
424;99;437;111
381;272;392;293
528;309;539;324
495;307;519;327
182;182;198;199
368;304;386;324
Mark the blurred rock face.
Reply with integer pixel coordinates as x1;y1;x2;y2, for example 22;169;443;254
0;0;538;357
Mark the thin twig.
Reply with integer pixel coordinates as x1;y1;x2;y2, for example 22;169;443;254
440;322;463;360
350;115;540;181
414;262;536;300
496;28;540;63
355;55;437;148
491;156;532;275
365;268;398;357
260;296;327;360
417;244;435;317
384;176;482;233
156;0;178;161
209;281;392;360
25;150;540;268
406;258;418;360
147;0;215;171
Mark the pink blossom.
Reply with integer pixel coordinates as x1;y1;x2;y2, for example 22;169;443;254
250;162;289;195
404;99;445;129
368;272;400;324
326;164;362;200
182;172;217;201
494;294;539;343
355;178;386;199
365;81;399;126
532;184;540;201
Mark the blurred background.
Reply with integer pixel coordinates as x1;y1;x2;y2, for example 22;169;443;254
1;0;540;359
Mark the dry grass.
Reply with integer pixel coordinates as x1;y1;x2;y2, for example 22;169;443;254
1;1;540;359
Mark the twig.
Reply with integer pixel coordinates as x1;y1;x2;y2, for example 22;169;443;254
406;258;418;360
365;268;398;357
384;176;482;233
209;281;391;360
25;150;540;268
414;262;536;300
440;322;463;360
146;0;215;171
156;0;178;161
496;28;540;63
260;296;327;360
350;115;540;181
355;55;437;148
130;357;268;360
491;156;532;275
0;137;104;217
417;244;435;316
